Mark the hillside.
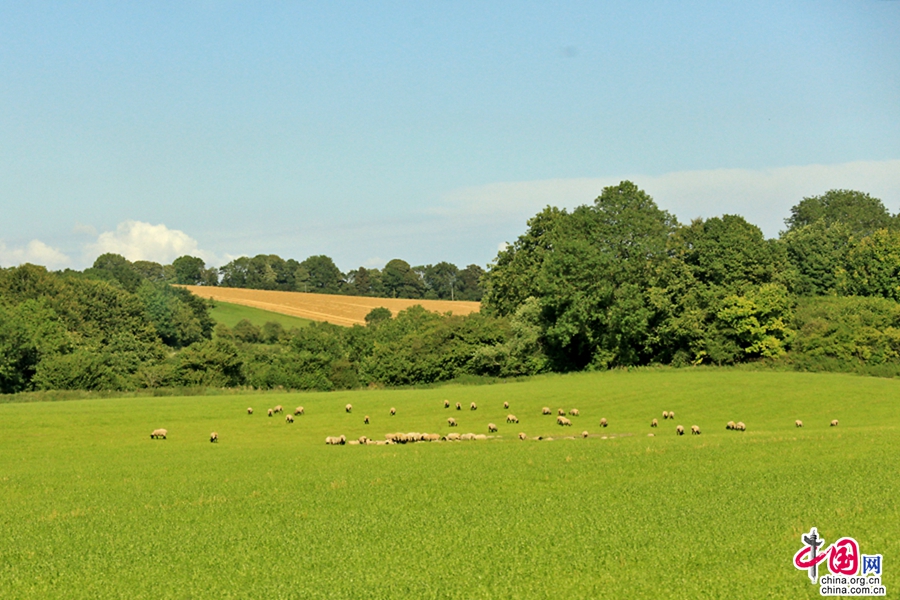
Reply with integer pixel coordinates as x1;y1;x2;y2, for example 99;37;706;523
183;285;481;326
207;300;313;330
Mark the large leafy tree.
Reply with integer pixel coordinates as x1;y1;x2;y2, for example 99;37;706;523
300;255;344;294
784;189;895;235
382;259;424;298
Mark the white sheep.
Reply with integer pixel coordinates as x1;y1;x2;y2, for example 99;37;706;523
651;418;658;427
506;414;518;423
444;400;450;408
795;419;803;427
390;407;396;416
569;409;579;417
286;414;294;423
150;428;167;439
345;404;352;413
518;432;527;440
691;425;700;435
325;435;346;445
456;402;462;410
676;425;684;435
503;401;509;409
445;433;461;441
558;408;565;416
726;421;735;430
735;422;746;431
267;408;273;417
470;402;477;411
582;431;588;439
364;415;370;424
273;405;283;414
447;417;458;427
247;407;253;415
487;423;498;432
210;432;218;443
830;419;839;427
542;407;551;415
294;406;304;415
600;418;608;428
663;411;669;420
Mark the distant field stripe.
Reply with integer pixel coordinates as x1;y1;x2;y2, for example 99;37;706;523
207;300;313;329
183;285;481;326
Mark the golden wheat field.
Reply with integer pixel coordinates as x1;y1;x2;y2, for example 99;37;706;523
182;285;481;326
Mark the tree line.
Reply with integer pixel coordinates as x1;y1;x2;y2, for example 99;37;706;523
3;183;900;395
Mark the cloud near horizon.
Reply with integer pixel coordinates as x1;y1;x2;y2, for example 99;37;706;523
0;240;71;269
84;220;216;266
433;159;900;238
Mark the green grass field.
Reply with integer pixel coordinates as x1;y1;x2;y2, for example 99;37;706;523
0;369;896;598
208;300;313;330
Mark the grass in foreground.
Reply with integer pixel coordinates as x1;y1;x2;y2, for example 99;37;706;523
208;300;313;330
0;369;896;598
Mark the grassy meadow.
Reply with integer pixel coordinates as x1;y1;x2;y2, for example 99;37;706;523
208;300;313;330
0;369;896;598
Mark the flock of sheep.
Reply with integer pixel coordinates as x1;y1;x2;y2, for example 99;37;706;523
148;399;841;444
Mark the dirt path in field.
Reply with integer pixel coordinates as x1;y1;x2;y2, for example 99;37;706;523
182;286;481;327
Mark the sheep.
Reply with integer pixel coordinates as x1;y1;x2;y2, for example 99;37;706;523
470;402;477;411
651;418;658;427
569;409;580;417
345;404;352;413
795;419;803;427
348;440;360;445
558;408;565;416
474;434;487;441
735;422;746;431
267;409;273;417
582;430;589;438
663;411;669;420
425;433;440;442
556;416;572;427
286;414;294;423
447;417;458;427
247;407;253;415
446;433;461;441
364;415;370;424
503;401;509;409
600;418;608;428
488;423;498;432
461;433;475;441
150;428;168;439
506;414;518;423
676;425;684;435
210;432;218;443
456;402;462;410
325;435;346;445
691;425;700;435
542;407;552;415
830;419;839;427
518;432;527;440
444;400;450;408
358;436;370;444
668;411;675;420
390;407;396;416
273;405;283;414
726;421;735;430
294;406;304;415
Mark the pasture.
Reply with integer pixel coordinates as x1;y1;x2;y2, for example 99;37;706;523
0;369;896;598
183;285;481;326
208;300;313;330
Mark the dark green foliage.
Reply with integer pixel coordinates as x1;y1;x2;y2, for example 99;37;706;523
232;319;262;344
172;255;207;285
174;339;244;387
382;259;424;298
299;255;344;294
836;228;900;301
364;307;392;327
784;189;895;235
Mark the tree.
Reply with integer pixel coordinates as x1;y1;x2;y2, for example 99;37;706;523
86;253;143;292
456;264;485;301
784;189;894;236
172;255;207;285
421;262;459;300
300;255;344;294
382;259;424;298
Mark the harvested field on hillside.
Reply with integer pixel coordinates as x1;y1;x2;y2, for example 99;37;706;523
183;285;481;326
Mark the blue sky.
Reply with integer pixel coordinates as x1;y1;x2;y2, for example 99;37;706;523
1;1;898;271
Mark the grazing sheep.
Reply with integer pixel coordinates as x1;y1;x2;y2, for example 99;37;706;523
345;404;352;413
651;418;658;427
444;400;450;408
600;418;608;428
286;414;294;423
647;433;655;437
456;402;462;410
556;416;572;427
518;432;527;440
691;425;700;435
830;419;839;427
795;420;803;427
506;414;518;423
447;417;458;427
582;430;589;438
676;425;684;436
364;415;369;424
558;408;565;416
570;409;579;417
542;407;552;415
390;407;396;416
325;435;346;445
470;402;477;411
247;407;253;415
446;433;461;441
668;411;675;420
461;433;476;441
503;401;509;409
474;434;487;441
150;428;168;440
210;432;218;443
663;411;669;420
348;440;360;445
273;405;283;414
358;436;370;444
425;433;440;442
726;421;735;430
488;423;498;432
267;409;273;417
294;406;304;415
735;422;746;431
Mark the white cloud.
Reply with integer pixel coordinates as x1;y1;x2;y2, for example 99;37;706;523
434;159;900;238
0;239;71;269
85;220;215;265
